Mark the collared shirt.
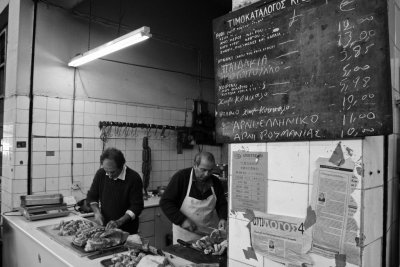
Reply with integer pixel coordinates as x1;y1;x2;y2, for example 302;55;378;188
112;165;127;181
90;165;135;220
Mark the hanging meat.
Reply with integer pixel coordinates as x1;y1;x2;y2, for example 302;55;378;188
142;136;151;198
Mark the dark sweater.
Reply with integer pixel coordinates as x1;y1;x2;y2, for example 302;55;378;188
160;167;228;226
87;167;144;234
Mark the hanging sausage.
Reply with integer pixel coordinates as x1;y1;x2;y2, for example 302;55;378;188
142;136;151;198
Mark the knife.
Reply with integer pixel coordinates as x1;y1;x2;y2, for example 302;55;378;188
177;239;202;252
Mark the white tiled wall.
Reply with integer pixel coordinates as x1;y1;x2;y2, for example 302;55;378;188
228;140;364;267
1;94;222;211
28;96;222;201
1;95;29;212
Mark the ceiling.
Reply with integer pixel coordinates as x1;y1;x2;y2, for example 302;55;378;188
43;0;86;10
42;0;232;54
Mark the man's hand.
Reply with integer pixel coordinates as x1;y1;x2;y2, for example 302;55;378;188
218;219;227;230
105;220;119;229
106;214;130;230
181;218;197;232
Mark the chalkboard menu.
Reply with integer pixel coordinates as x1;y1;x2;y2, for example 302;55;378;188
213;0;392;143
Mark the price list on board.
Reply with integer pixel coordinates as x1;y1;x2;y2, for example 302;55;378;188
231;151;268;212
213;0;392;143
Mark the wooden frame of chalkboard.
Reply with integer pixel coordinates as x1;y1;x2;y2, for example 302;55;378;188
213;0;393;143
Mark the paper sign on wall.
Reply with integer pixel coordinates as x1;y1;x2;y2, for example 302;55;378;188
311;158;361;265
250;214;313;265
231;151;267;212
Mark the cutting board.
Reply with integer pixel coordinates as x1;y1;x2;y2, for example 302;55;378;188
37;222;93;257
37;219;131;259
162;244;227;267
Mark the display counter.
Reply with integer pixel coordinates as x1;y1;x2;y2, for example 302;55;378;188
3;213;116;267
2;197;174;267
2;196;225;267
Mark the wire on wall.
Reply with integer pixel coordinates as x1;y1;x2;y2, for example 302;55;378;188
71;68;77;185
99;58;214;80
197;49;203;99
87;0;92;50
116;0;126;37
27;0;39;195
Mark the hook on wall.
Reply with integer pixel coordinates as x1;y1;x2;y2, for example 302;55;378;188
160;126;166;139
98;121;188;140
146;124;152;137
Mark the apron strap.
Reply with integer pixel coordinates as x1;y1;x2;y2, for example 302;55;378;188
186;169;194;197
210;185;216;196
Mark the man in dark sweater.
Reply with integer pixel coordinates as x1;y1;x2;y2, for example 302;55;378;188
87;148;144;234
160;152;228;243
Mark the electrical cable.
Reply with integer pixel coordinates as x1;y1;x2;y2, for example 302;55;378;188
116;0;126;37
71;68;77;185
27;0;39;195
99;58;214;80
88;0;92;50
38;0;200;51
197;49;203;99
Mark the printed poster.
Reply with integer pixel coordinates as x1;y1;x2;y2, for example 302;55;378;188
311;158;361;265
251;213;313;266
231;151;268;212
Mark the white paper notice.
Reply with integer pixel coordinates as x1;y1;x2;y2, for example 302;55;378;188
311;159;361;265
251;213;313;266
231;151;268;212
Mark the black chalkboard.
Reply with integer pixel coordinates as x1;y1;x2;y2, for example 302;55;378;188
213;0;392;143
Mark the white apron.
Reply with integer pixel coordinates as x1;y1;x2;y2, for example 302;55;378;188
172;169;219;244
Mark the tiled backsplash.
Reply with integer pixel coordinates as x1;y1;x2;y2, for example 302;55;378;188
0;95;221;211
14;96;222;202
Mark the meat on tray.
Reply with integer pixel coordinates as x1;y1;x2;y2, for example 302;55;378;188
192;229;228;255
72;226;129;252
109;252;167;267
52;219;96;236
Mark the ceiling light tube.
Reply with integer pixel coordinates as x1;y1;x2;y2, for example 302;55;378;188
68;26;151;67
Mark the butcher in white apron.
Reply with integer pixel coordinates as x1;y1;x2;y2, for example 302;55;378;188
159;152;228;244
172;169;220;243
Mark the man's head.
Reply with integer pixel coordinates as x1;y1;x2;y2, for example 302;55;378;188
100;148;126;179
193;152;216;182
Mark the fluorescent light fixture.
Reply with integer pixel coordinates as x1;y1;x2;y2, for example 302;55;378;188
68;26;151;67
